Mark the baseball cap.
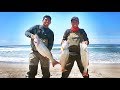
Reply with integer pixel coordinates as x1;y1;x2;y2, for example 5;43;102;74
71;17;79;22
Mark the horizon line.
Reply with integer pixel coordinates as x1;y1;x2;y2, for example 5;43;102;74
0;43;120;46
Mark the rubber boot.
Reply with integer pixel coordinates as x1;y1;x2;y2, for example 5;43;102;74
41;67;50;78
26;65;38;78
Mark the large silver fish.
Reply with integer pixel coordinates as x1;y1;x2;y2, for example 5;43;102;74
59;40;69;72
34;34;59;67
60;41;89;73
80;43;89;73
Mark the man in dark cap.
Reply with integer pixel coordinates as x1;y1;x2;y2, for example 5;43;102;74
61;16;89;78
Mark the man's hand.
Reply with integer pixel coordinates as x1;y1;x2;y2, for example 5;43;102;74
61;40;64;45
82;41;88;45
31;34;35;39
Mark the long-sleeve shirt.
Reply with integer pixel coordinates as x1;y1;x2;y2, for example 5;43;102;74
25;25;54;51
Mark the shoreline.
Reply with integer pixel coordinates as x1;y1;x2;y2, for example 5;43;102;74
0;61;120;78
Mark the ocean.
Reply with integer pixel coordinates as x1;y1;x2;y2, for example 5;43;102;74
0;44;120;64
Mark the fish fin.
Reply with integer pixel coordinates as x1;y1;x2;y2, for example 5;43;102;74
52;60;60;67
61;68;67;72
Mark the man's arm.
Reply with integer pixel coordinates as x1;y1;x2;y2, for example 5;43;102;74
82;29;89;45
48;31;54;51
61;30;69;44
25;25;38;39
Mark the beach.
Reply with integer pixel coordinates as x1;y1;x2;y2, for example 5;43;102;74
0;61;120;78
0;44;120;78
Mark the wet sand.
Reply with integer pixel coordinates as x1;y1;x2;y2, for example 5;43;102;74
0;61;120;78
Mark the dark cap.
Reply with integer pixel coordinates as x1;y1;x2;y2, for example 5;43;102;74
71;17;79;22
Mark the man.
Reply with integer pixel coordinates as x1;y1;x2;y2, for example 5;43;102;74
25;15;58;78
61;16;89;78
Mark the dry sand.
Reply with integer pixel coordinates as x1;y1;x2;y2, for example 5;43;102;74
0;61;120;78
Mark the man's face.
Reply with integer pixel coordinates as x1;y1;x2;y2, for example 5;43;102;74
71;20;79;27
42;17;51;27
